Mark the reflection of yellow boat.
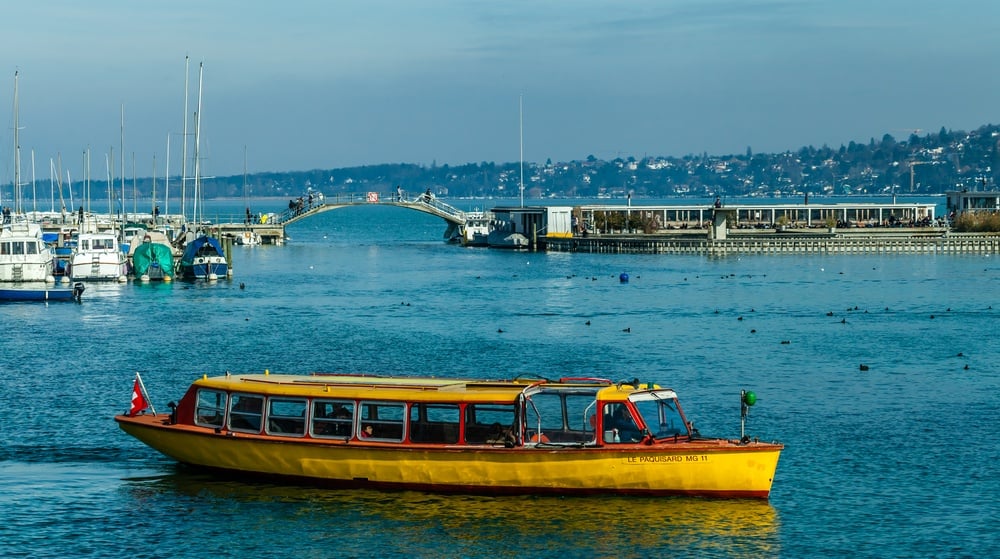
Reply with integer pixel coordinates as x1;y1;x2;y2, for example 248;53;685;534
129;473;779;554
116;373;783;498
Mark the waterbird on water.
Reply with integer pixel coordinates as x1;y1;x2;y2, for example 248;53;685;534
859;364;870;371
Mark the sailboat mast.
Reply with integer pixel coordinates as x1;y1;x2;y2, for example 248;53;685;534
192;62;203;227
13;71;21;214
519;93;524;208
108;147;114;218
151;154;157;217
181;56;189;222
120;104;126;223
164;134;170;216
243;144;249;217
82;150;87;213
132;152;137;216
31;150;36;214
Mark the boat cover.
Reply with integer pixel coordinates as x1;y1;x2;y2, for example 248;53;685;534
132;242;174;277
180;235;225;266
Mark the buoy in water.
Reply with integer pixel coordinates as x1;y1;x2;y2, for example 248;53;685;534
619;273;629;283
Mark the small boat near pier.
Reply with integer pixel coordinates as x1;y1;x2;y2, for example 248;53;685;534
0;281;84;302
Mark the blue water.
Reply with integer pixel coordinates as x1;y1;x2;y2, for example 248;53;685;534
2;200;998;558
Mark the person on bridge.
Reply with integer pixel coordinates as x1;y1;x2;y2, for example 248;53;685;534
396;185;402;202
424;188;432;203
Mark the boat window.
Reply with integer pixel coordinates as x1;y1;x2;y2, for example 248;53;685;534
27;242;38;254
266;398;307;437
602;403;642;444
464;404;516;445
633;397;688;439
408;403;460;444
524;391;597;444
359;401;405;442
0;242;8;255
12;242;24;255
311;399;354;438
194;389;227;428
228;393;264;433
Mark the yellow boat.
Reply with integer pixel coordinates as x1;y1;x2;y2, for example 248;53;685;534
116;373;783;498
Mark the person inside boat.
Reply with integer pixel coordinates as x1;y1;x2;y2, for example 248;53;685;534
604;404;641;443
330;404;351;419
360;424;374;438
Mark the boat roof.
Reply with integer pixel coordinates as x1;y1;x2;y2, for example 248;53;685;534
192;373;671;403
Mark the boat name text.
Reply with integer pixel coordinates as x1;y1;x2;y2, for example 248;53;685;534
626;455;709;464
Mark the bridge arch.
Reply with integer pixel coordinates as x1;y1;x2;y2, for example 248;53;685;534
273;192;467;227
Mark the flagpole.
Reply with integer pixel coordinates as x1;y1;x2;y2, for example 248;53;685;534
135;372;157;415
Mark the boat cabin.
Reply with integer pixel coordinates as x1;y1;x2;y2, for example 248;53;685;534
172;374;692;448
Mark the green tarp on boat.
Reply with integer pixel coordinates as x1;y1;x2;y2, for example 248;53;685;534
131;241;174;280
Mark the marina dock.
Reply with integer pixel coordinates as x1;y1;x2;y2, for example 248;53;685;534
29;192;997;256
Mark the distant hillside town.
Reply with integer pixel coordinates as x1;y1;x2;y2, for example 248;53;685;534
10;124;1000;203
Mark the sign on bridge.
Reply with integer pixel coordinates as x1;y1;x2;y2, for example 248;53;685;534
366;192;379;203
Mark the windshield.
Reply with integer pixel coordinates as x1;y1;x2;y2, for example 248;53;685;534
631;391;689;439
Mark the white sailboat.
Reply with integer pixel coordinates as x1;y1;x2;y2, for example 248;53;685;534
178;61;228;280
1;71;55;283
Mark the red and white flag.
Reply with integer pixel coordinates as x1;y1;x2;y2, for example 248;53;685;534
129;374;149;416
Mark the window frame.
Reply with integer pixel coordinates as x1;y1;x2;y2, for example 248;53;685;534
194;388;228;428
311;399;355;439
358;400;406;442
228;392;265;434
265;397;307;437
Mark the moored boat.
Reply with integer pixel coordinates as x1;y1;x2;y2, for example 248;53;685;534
128;232;175;282
0;221;55;283
69;232;128;282
453;210;492;247
0;281;84;302
178;234;228;280
116;373;783;498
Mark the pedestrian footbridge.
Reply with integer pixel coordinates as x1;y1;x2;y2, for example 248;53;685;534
213;191;471;244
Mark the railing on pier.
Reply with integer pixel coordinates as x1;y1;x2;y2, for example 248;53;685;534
266;191;468;226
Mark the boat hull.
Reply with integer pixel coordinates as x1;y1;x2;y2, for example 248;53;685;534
179;235;228;280
180;259;228;280
0;282;83;301
117;415;780;498
69;255;127;281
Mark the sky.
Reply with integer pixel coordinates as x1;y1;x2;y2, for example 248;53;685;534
2;0;999;179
